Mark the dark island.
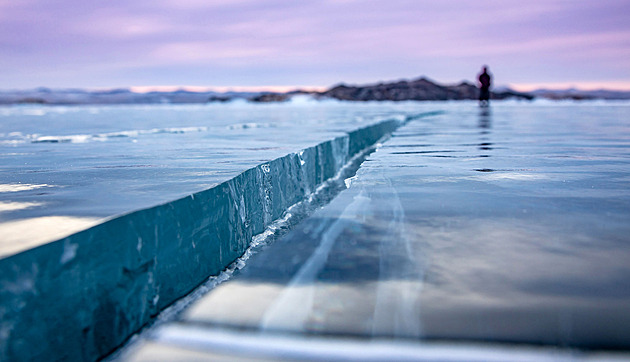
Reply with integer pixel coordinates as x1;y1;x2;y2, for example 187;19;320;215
315;77;533;102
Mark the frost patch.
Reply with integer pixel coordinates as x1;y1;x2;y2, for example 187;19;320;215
60;240;78;264
344;176;357;188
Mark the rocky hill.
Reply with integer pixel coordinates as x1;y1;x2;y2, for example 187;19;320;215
318;77;533;102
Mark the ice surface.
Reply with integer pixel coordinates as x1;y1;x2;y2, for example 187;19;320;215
0;102;425;252
3;101;630;361
0;105;407;361
131;101;630;359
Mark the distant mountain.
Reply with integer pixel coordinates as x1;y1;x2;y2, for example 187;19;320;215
3;78;629;105
318;77;534;102
0;88;260;105
530;88;630;100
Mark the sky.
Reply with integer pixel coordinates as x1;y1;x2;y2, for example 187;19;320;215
1;0;630;91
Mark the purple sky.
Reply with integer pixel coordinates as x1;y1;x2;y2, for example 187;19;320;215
1;0;629;91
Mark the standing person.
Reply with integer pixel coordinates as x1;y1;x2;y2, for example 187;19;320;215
478;66;492;105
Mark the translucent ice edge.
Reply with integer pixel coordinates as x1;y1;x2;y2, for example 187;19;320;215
140;324;630;362
133;124;386;331
0;126;209;144
0;114;438;362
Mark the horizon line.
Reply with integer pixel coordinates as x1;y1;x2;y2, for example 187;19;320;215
3;81;630;94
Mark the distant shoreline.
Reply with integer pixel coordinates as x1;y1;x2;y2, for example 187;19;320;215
2;77;630;105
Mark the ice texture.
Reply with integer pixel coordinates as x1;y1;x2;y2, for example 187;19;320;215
156;103;630;357
0;118;401;361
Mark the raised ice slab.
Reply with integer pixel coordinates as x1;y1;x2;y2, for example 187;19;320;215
0;119;402;361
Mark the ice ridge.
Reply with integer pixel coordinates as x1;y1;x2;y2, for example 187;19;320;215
0;116;431;361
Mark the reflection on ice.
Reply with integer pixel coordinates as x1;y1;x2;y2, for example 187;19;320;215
260;190;373;332
478;106;492;129
0;201;45;212
414;214;630;347
0;183;51;192
0;216;102;257
469;171;548;181
144;324;594;362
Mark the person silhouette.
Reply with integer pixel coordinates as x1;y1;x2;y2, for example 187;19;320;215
478;66;491;106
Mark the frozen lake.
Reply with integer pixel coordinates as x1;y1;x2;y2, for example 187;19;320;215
1;100;630;360
0;100;424;256
125;100;630;360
